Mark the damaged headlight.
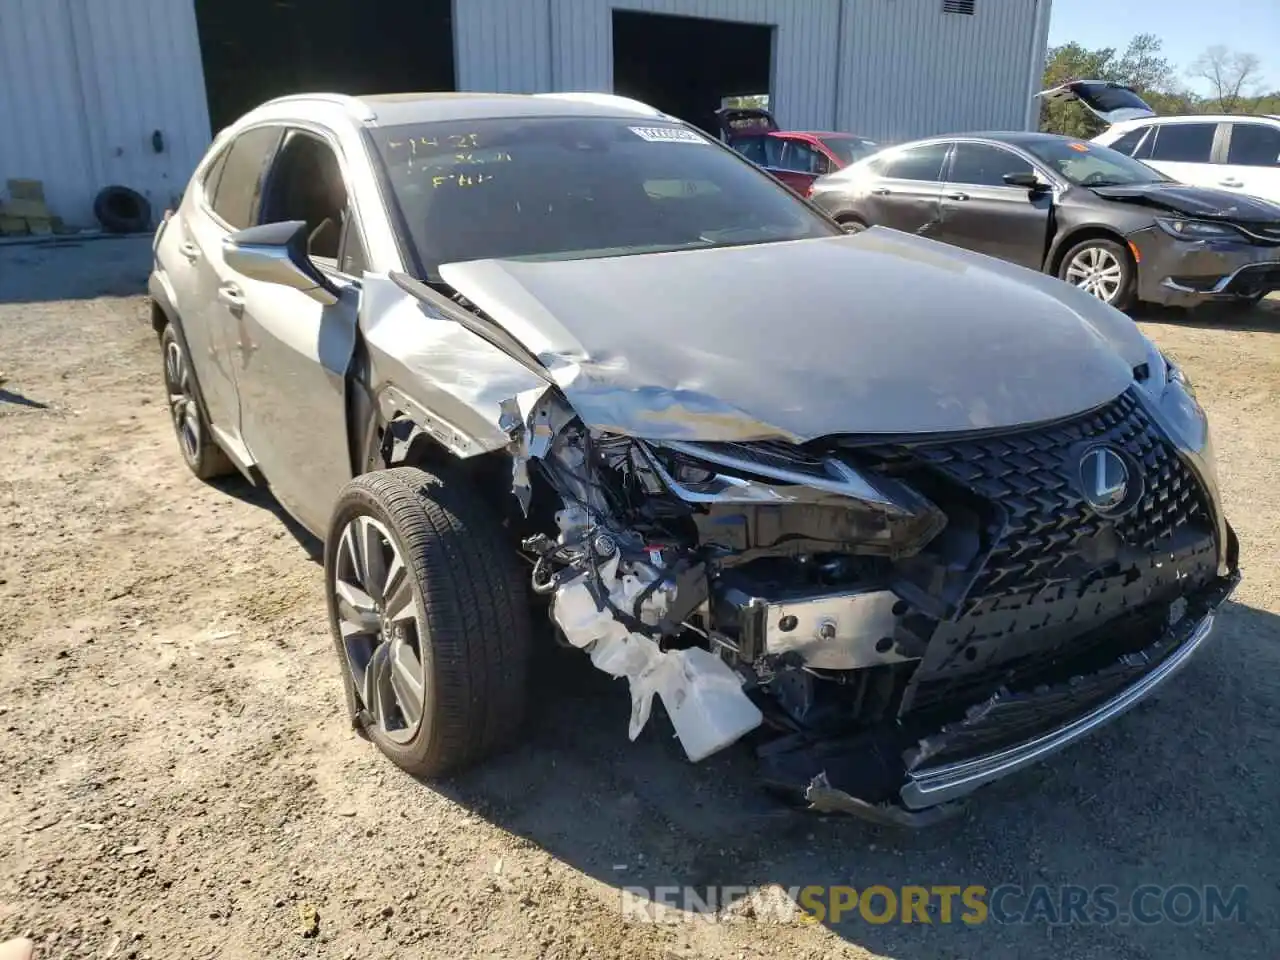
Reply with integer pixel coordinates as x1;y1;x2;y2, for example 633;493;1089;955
1154;217;1241;242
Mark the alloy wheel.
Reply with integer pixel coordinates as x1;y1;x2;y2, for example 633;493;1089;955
164;338;201;464
332;515;426;744
1065;246;1124;303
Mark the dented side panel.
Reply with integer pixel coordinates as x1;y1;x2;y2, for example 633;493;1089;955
358;274;550;459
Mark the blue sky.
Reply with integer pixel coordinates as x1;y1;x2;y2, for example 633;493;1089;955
1048;0;1280;93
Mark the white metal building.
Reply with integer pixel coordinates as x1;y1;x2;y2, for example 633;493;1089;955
0;0;1052;229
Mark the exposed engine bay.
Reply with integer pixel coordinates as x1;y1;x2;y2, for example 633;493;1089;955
489;382;1238;823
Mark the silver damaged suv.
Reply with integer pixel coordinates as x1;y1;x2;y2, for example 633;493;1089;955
149;91;1240;824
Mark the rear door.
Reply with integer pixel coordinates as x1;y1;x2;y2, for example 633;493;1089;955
1218;120;1280;205
860;142;950;234
1142;121;1222;188
182;125;284;453
935;142;1051;268
1037;80;1157;125
220;127;364;534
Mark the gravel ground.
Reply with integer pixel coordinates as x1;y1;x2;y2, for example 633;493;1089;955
1;238;1277;960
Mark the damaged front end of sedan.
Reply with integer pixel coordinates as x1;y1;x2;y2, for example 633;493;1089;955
494;378;1239;826
360;232;1240;824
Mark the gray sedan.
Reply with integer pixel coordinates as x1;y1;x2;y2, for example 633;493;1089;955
808;131;1280;309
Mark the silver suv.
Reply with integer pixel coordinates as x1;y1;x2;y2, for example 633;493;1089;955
150;90;1239;824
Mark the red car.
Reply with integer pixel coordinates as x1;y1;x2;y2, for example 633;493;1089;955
715;107;880;194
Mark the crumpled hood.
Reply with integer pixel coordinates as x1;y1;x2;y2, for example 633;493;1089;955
439;231;1151;442
1092;182;1280;221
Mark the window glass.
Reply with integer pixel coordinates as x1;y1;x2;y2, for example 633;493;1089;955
948;143;1034;186
762;136;786;169
259;131;349;260
340;216;368;276
211;127;283;229
1226;123;1280;167
1149;123;1216;163
201;147;230;201
1108;126;1150;157
730;136;768;166
778;141;829;174
370;117;839;281
879;143;950;182
819;136;878;166
1023;139;1166;186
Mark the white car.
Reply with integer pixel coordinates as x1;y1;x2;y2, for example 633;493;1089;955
1040;81;1280;206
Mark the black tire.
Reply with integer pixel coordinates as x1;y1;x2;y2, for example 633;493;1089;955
1056;237;1136;310
835;214;868;234
93;186;152;234
325;467;533;778
160;324;234;480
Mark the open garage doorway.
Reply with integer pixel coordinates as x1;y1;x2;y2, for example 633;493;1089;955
612;11;773;136
195;0;456;132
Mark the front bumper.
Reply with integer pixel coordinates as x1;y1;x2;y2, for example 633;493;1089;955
760;572;1239;826
1130;226;1280;306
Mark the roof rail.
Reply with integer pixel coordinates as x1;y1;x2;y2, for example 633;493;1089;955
261;93;376;122
534;92;666;118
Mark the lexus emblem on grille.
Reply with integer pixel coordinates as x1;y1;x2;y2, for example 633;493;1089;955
1079;446;1130;514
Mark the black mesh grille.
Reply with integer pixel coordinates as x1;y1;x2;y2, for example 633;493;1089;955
864;390;1212;609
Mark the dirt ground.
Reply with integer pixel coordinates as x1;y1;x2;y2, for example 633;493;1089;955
1;237;1277;960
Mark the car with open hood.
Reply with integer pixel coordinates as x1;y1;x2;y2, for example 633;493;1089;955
1040;80;1280;208
714;106;880;194
149;91;1239;824
808;130;1280;309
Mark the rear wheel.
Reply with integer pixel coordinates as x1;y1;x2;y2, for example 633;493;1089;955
1058;238;1135;309
325;467;533;777
160;324;233;480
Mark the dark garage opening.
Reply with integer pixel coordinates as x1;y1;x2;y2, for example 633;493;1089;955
612;11;773;136
195;0;456;132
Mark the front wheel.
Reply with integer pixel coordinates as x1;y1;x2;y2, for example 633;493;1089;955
324;467;533;778
1057;238;1136;310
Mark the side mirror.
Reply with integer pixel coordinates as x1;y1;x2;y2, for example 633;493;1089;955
222;220;340;306
1003;171;1044;190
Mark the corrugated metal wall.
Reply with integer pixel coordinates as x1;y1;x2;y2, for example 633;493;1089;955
0;0;211;228
836;0;1045;140
453;0;1051;138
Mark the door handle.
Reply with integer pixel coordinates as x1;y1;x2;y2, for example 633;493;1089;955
1218;178;1244;188
179;241;201;262
217;284;245;312
871;187;892;196
945;192;970;201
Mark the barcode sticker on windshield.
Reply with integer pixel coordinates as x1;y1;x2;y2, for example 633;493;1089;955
629;126;707;145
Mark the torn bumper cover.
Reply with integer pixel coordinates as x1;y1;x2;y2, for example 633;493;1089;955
760;574;1238;825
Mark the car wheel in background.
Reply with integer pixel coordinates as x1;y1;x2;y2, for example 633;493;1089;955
160;324;234;480
1058;238;1135;310
835;214;868;234
325;467;533;778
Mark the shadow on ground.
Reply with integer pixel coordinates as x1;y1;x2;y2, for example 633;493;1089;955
1133;296;1279;334
424;599;1280;958
0;236;153;304
209;473;325;563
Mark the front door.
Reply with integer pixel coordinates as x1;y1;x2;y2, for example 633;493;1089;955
216;128;363;534
862;142;950;235
935;142;1052;268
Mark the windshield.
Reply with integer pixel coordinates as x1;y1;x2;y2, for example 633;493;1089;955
371;117;840;280
820;136;878;166
1023;138;1169;187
